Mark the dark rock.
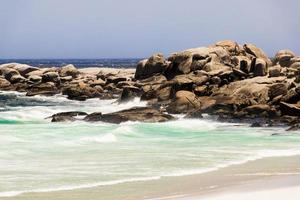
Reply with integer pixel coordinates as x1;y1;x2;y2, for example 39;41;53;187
84;107;175;124
268;83;288;99
135;54;169;79
42;72;60;84
281;87;300;103
119;86;141;103
250;122;263;127
49;111;88;122
280;102;300;116
252;58;267;77
286;123;300;131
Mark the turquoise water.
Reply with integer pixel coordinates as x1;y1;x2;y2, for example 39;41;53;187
0;91;300;197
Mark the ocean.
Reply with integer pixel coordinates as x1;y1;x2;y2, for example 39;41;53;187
0;59;140;68
0;91;300;198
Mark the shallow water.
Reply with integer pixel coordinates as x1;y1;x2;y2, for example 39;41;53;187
0;91;299;197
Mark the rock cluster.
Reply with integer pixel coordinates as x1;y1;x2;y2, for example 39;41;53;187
1;40;300;129
0;63;135;101
132;40;300;129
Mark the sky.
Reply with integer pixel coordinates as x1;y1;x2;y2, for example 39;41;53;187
0;0;299;58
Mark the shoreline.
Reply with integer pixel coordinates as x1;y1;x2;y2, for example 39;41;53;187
3;154;300;200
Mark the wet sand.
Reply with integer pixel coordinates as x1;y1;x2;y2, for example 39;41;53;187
2;155;300;200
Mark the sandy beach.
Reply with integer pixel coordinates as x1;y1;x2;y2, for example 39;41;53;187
2;155;300;200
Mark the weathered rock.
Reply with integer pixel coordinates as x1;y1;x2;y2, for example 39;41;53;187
1;68;20;82
89;79;106;87
202;61;227;72
252;58;267;77
281;87;300;103
268;65;282;77
60;64;79;78
213;77;285;105
156;85;172;101
60;76;73;82
243;43;271;65
62;82;102;101
268;83;288;99
243;104;271;115
166;90;201;114
280;102;300;117
232;56;251;73
48;111;88;122
214;40;241;55
10;75;26;84
0;63;39;77
28;75;42;83
84;107;175;123
119;86;141;103
26;82;60;96
286;123;300;131
42;72;60;84
0;77;11;88
135;54;169;79
106;76;128;84
275;49;295;67
194;85;208;96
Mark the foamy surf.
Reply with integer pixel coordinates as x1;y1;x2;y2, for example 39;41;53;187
1;91;300;197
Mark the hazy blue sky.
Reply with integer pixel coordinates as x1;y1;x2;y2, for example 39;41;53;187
0;0;299;58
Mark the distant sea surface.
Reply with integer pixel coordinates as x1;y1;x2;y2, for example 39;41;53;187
0;58;141;68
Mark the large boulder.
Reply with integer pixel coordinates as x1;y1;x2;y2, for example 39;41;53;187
59;64;79;78
213;76;287;106
62;82;102;101
166;90;201;113
275;49;295;67
84;107;175;123
26;82;60;96
135;54;169;79
214;40;242;56
268;65;282;77
0;63;38;77
166;47;230;76
243;43;271;65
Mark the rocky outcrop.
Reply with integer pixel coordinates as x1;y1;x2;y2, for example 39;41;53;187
1;41;300;129
83;107;175;123
47;111;88;122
